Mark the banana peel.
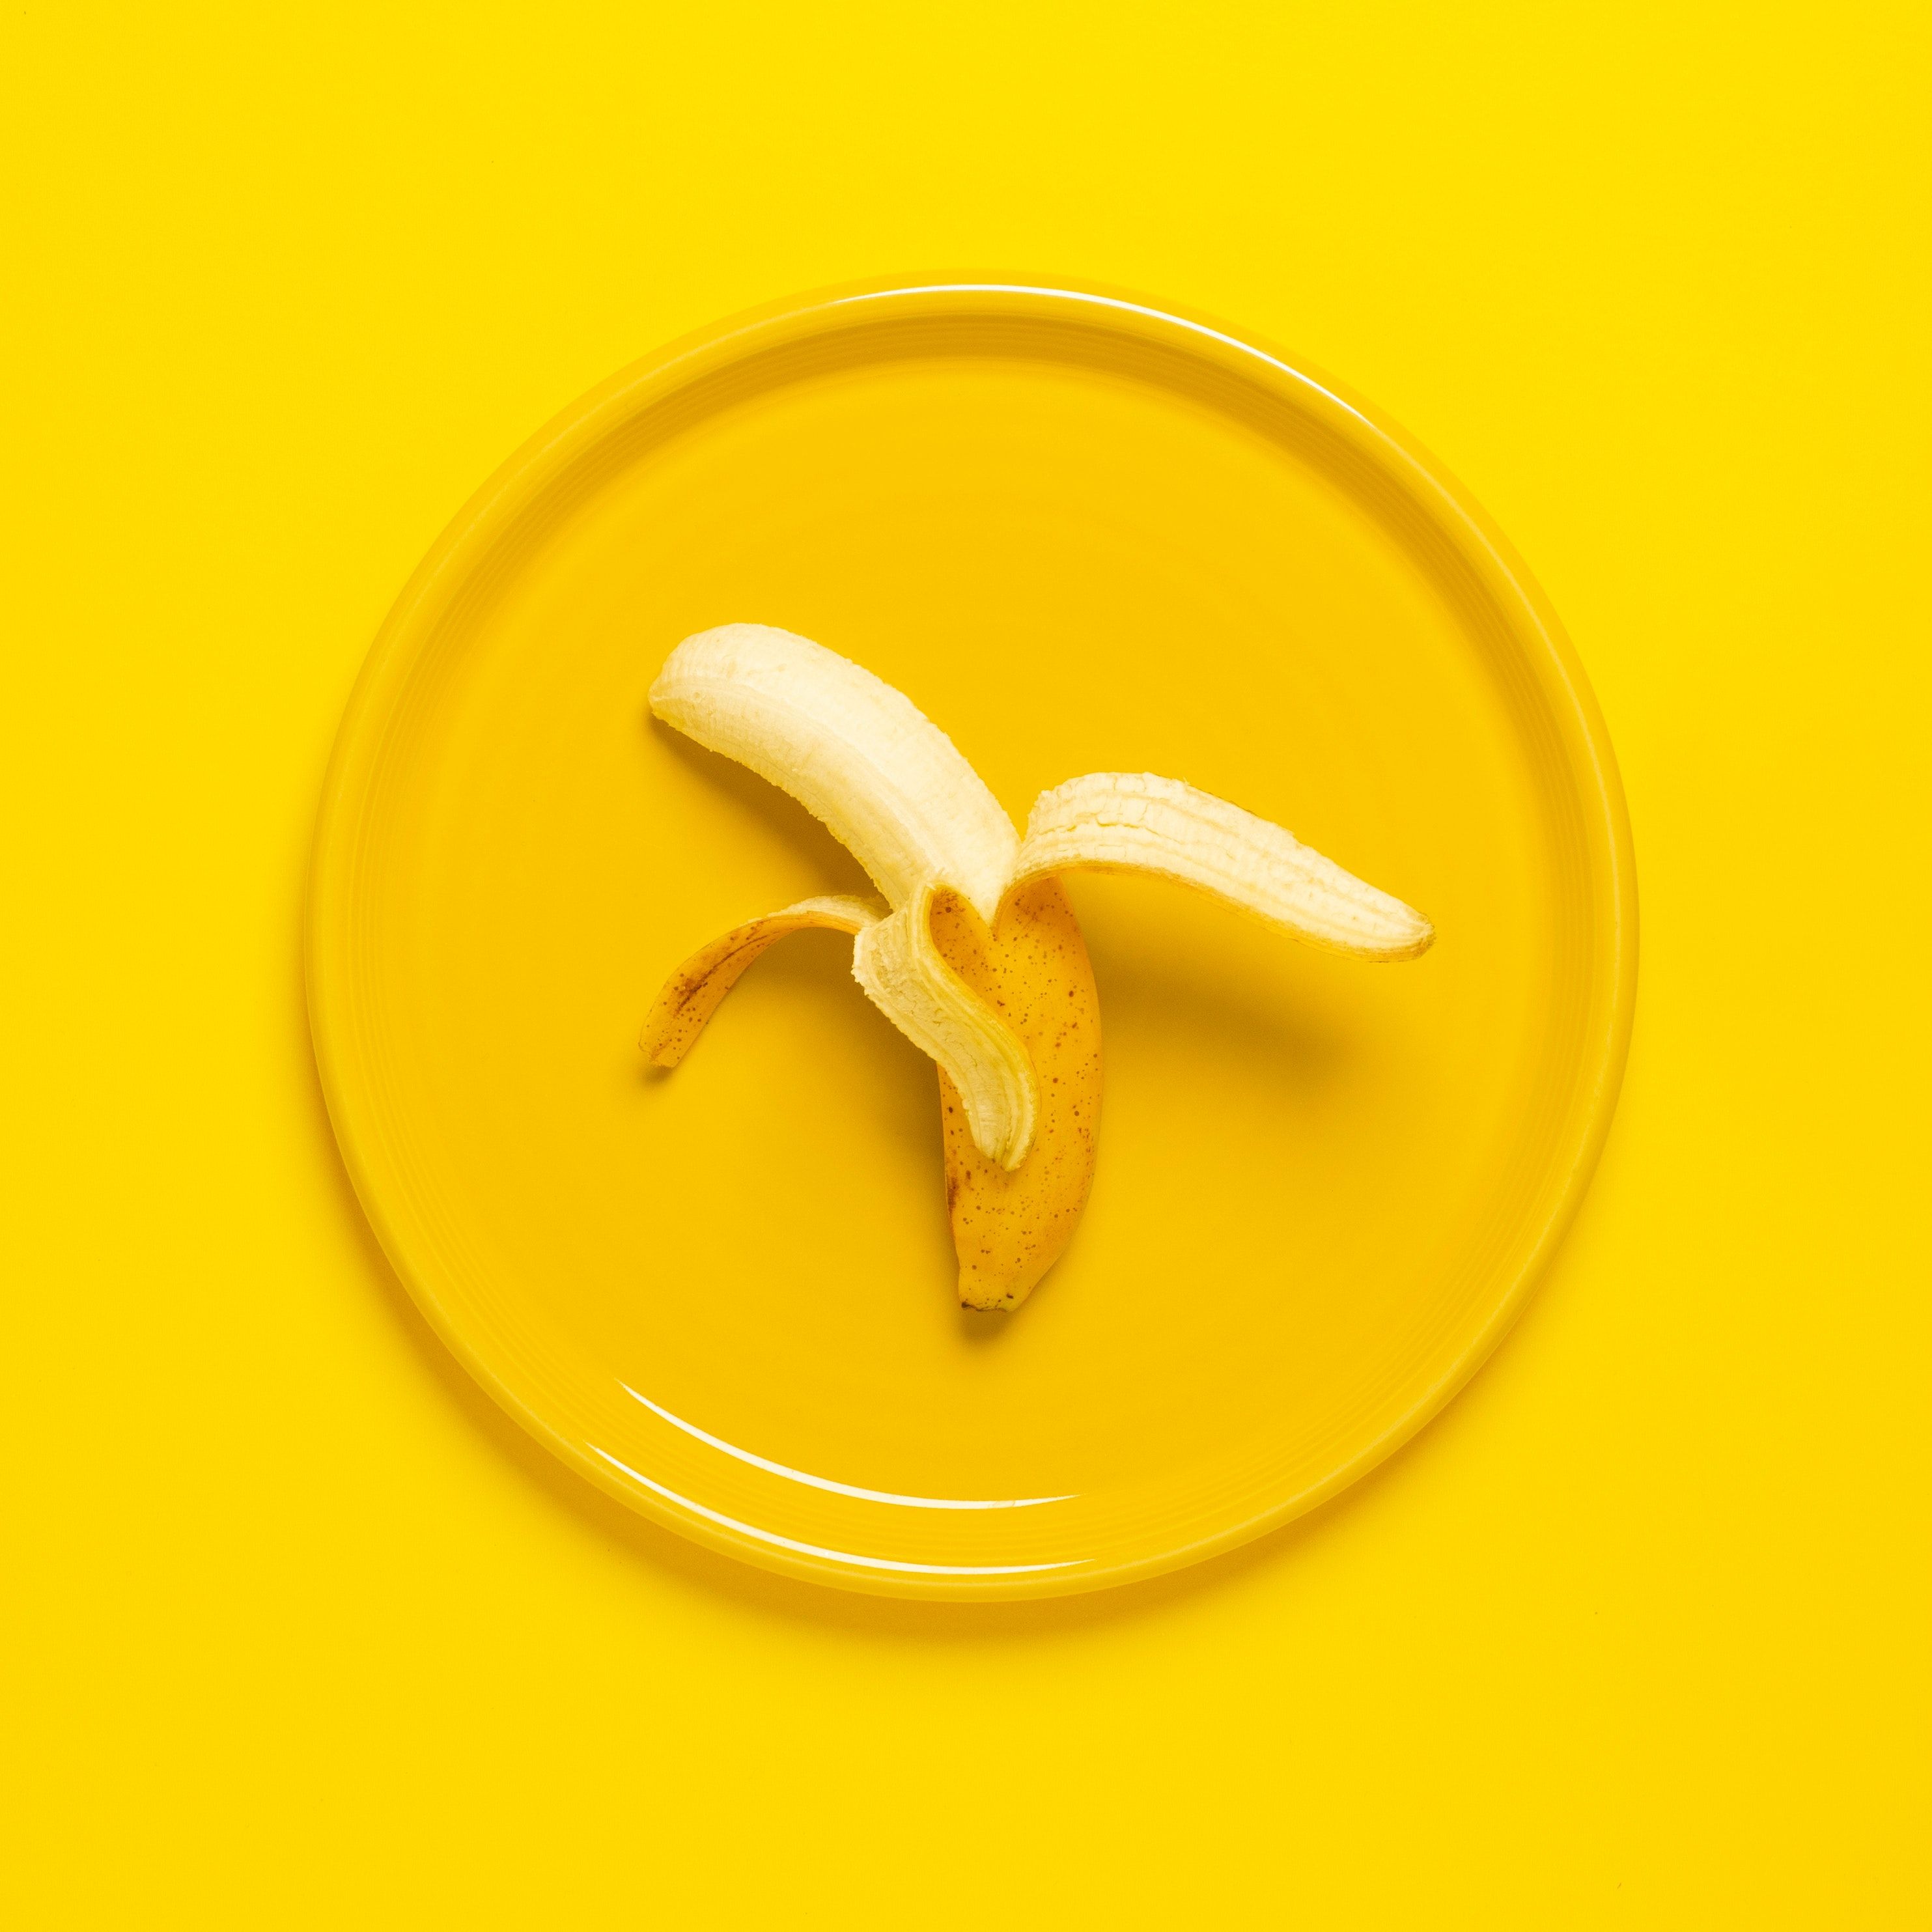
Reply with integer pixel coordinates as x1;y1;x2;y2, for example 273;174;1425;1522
643;623;1433;1311
927;877;1102;1311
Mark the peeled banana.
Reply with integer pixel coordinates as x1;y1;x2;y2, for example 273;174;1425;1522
643;624;1432;1311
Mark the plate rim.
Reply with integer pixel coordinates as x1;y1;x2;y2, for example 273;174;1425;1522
307;277;1639;1599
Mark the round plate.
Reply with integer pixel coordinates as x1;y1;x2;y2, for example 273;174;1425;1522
308;282;1635;1599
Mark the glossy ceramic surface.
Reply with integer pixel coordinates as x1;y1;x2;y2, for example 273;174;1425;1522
307;283;1635;1599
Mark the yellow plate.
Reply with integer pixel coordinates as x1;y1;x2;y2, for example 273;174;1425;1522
308;283;1635;1599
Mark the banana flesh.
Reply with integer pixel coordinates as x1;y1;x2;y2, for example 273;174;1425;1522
643;624;1432;1311
651;625;1018;923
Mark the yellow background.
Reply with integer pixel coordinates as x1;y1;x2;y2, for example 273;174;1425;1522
3;1;1925;1922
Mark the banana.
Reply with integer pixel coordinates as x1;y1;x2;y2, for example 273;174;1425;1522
644;624;1432;1311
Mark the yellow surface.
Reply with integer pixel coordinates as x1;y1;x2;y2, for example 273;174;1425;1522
305;283;1631;1595
2;0;1925;1918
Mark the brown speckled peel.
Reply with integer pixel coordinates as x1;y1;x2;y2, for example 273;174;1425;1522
639;895;882;1067
931;878;1102;1310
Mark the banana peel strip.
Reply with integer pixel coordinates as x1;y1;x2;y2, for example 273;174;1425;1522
1014;772;1435;961
639;895;884;1068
